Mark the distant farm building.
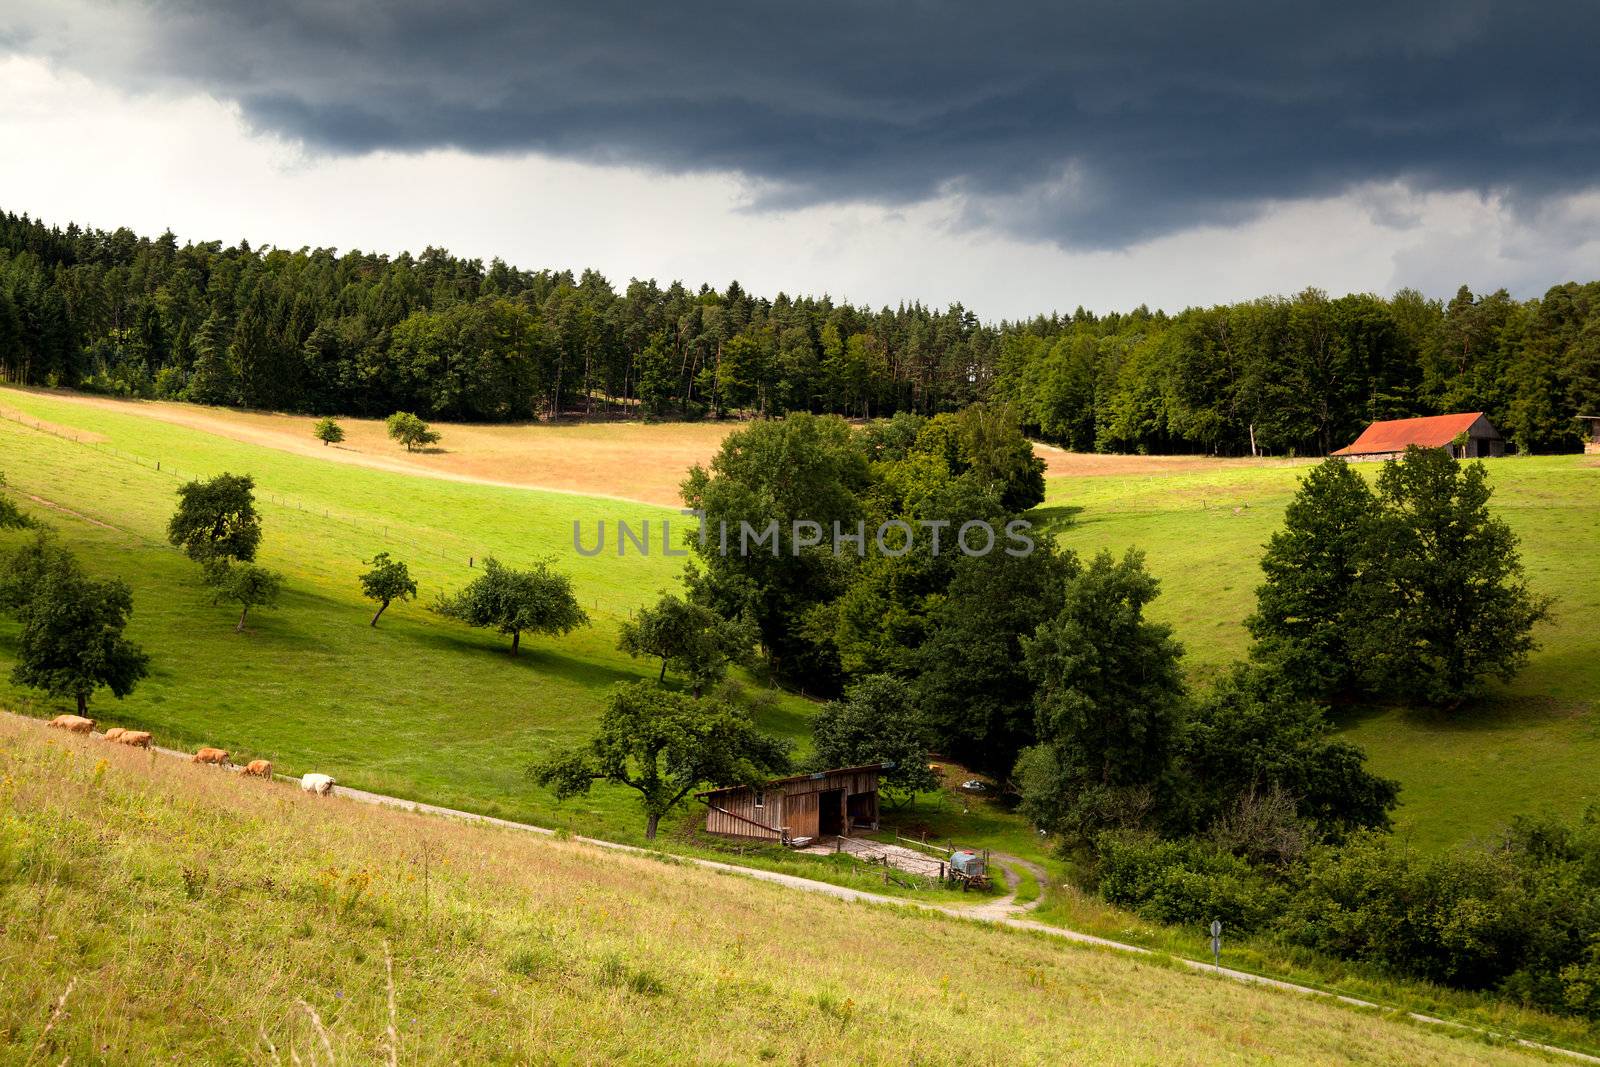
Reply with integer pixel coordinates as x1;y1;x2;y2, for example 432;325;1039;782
698;765;881;844
1579;415;1600;455
1333;412;1504;461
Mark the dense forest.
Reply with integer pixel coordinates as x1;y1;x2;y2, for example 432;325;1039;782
1;209;1597;454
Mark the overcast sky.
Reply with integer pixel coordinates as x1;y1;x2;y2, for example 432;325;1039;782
4;1;1599;319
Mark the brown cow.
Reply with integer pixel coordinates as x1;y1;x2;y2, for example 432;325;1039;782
243;759;273;778
103;727;126;741
118;731;153;749
49;714;95;733
192;747;230;766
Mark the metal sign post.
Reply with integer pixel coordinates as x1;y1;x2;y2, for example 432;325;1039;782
1209;920;1222;967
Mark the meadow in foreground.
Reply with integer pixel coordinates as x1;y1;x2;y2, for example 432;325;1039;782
0;715;1554;1066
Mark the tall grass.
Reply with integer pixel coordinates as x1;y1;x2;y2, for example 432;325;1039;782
0;718;1552;1065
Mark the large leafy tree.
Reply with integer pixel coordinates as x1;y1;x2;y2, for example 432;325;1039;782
1246;458;1376;699
434;557;590;654
1017;549;1187;841
912;402;1046;512
809;674;939;805
8;548;149;716
1353;446;1551;705
915;544;1078;775
534;682;789;840
682;413;872;686
167;473;261;565
617;592;754;694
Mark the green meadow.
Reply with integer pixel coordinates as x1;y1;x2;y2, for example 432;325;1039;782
0;388;815;843
1044;456;1600;849
1;386;1596;855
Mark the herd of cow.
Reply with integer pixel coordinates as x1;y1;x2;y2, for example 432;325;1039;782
46;713;337;795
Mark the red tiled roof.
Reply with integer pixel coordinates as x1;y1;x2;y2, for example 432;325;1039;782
1332;412;1491;456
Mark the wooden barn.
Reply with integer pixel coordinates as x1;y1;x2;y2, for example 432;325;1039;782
1579;415;1600;455
1333;412;1504;461
697;765;882;844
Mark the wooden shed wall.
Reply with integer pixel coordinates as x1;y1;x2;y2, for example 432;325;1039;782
703;792;783;840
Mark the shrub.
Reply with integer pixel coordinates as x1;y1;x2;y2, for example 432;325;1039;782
1093;831;1286;933
1281;832;1532;989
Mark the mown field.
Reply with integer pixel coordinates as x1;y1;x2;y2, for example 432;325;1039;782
0;716;1556;1066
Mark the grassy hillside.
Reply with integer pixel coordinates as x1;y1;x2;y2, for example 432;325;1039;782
1044;456;1600;849
0;716;1554;1065
0;388;815;843
1;385;1595;855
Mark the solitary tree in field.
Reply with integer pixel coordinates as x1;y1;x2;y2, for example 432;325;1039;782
618;592;755;694
433;557;589;654
359;551;416;626
211;562;283;632
810;675;939;805
0;472;35;530
1352;447;1550;706
9;548;149;716
533;682;789;840
313;417;345;447
167;473;261;564
386;412;439;452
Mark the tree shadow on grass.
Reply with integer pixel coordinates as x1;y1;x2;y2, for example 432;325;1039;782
1334;693;1580;736
403;627;646;689
1028;504;1082;534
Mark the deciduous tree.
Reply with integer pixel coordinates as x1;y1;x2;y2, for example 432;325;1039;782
167;473;261;564
1017;549;1186;841
9;548;149;716
385;411;440;452
617;592;754;694
313;417;345;446
434;557;589;654
210;562;283;632
533;682;789;840
359;551;416;627
1246;458;1375;699
1353;446;1551;705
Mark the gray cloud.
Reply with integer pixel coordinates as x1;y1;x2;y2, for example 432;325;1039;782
10;0;1600;249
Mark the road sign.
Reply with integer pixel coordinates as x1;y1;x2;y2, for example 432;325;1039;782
1209;920;1222;967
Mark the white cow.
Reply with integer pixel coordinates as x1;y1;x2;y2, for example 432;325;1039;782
300;773;336;796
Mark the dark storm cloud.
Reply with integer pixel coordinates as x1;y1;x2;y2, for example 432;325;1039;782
14;0;1600;247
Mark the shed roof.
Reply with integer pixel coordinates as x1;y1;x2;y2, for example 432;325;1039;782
696;763;883;798
1332;412;1494;456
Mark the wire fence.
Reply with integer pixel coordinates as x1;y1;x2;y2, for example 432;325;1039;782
0;408;489;572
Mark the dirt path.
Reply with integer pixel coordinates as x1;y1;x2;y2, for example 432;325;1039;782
962;853;1049;920
10;713;1595;1062
21;492;122;532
